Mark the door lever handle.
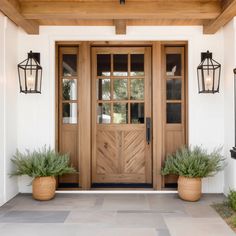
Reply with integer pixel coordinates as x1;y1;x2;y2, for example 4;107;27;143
146;117;151;145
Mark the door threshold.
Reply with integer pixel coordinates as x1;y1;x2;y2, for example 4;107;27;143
56;190;178;194
92;183;153;188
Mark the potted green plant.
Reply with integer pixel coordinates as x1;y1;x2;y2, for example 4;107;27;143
11;146;76;201
161;146;225;201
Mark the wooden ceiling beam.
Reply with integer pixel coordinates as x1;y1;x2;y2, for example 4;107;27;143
21;1;221;20
36;19;205;26
0;0;39;34
114;19;126;34
204;0;236;34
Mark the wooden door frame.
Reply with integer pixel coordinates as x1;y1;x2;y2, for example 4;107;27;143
55;41;188;190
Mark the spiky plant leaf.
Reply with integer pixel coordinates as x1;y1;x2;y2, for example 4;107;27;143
11;146;76;178
161;146;225;178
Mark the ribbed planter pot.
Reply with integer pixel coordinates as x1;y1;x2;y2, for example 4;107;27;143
32;176;56;201
177;176;202;202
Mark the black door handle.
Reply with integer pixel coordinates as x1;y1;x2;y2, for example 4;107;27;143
146;117;151;145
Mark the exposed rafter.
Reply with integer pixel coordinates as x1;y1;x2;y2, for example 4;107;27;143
0;0;39;34
114;19;126;34
204;0;236;34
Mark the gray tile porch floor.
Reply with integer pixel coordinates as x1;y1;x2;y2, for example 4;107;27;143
0;193;234;236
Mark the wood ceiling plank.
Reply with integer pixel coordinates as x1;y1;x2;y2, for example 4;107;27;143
204;0;236;33
21;1;221;20
0;0;39;34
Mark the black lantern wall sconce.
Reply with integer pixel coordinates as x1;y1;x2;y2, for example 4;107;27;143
230;68;236;159
18;51;42;94
197;51;221;94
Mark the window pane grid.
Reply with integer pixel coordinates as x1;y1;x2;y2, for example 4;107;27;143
165;51;183;124
60;50;79;125
96;52;145;124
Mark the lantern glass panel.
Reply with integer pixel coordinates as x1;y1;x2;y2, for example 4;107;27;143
25;69;37;91
214;68;221;91
18;68;26;92
203;69;214;91
37;69;42;92
197;68;203;93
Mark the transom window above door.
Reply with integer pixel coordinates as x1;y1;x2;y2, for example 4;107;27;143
96;53;145;124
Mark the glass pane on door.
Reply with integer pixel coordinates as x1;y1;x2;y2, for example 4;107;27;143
113;54;128;76
63;79;77;100
131;54;144;76
113;79;128;100
166;79;181;100
166;54;181;76
166;103;181;123
113;103;128;124
130;79;144;100
97;79;111;100
131;103;144;124
63;103;77;124
97;54;111;76
63;54;77;76
97;103;111;124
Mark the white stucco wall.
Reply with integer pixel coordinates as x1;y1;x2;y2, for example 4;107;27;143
16;25;225;193
223;18;236;195
0;13;19;206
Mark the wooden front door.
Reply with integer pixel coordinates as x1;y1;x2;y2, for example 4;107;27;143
92;47;152;185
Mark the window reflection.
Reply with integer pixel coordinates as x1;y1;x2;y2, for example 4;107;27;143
130;79;144;100
167;103;181;123
166;54;181;76
63;54;77;76
97;54;111;76
97;103;111;124
113;103;128;124
63;79;77;100
166;79;181;100
113;54;128;76
97;79;111;100
131;54;144;76
113;79;128;100
63;103;77;124
131;103;144;124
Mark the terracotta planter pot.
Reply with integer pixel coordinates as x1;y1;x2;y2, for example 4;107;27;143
32;176;56;201
177;176;202;202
